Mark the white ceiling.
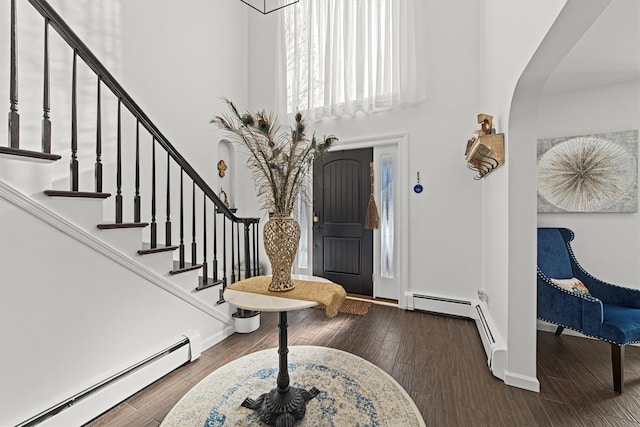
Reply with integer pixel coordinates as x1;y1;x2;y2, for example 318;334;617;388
544;0;639;94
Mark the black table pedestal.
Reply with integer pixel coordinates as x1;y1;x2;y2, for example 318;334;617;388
241;311;320;426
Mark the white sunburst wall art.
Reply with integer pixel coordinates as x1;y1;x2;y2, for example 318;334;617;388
537;130;638;213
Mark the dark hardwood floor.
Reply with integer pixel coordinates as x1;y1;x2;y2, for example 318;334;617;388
85;304;640;426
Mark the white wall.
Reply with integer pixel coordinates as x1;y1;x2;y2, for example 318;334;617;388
479;0;567;389
245;0;484;303
0;1;125;184
119;1;250;195
35;1;259;266
538;81;640;287
115;2;263;276
0;0;249;202
0;196;228;426
480;0;566;333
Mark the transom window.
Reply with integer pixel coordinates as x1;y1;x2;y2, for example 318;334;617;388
282;0;424;119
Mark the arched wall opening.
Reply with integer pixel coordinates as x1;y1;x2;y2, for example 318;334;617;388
216;139;237;210
506;0;613;390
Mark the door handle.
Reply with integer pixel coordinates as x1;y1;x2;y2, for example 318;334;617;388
313;213;319;223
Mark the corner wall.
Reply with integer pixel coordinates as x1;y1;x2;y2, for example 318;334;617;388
480;0;613;390
479;0;567;390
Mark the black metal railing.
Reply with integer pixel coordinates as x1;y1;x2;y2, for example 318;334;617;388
4;0;260;296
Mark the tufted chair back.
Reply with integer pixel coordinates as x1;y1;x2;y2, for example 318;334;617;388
537;228;573;279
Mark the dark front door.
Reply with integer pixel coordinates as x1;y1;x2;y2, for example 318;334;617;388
313;148;373;296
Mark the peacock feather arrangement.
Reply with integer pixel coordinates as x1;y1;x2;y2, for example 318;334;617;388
211;99;337;216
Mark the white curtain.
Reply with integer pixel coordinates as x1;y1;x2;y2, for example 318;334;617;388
278;0;425;120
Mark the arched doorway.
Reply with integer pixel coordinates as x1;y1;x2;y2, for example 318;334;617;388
506;0;614;391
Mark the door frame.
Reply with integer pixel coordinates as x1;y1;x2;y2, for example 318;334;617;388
295;133;409;305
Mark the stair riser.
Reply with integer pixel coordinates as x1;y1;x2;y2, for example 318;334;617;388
136;251;175;272
0;157;53;196
37;196;106;231
166;269;202;291
98;228;145;255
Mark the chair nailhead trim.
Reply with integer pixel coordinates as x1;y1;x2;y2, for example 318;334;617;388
537;317;640;346
538;228;640;347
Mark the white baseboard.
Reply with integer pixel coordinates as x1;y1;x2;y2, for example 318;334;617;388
504;370;540;392
15;337;195;427
28;327;236;427
404;291;472;318
202;325;235;350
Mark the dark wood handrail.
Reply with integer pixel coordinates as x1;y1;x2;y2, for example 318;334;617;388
26;0;256;225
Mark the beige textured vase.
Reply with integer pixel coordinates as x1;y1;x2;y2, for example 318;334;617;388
263;214;301;291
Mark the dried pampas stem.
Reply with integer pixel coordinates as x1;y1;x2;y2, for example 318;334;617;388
365;162;380;230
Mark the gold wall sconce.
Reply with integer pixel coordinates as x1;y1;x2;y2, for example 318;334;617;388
465;114;505;180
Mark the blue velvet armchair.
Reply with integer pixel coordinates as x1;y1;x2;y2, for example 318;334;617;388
537;227;640;393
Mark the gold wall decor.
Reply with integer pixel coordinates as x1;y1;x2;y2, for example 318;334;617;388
465;114;505;179
217;159;228;177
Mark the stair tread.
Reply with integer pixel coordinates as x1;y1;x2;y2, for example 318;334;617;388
97;222;149;229
138;244;179;255
0;146;62;161
170;261;203;275
45;190;111;199
195;277;224;291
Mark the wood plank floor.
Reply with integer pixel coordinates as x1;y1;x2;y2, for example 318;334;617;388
84;304;640;426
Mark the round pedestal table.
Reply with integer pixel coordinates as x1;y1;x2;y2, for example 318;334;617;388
224;288;320;426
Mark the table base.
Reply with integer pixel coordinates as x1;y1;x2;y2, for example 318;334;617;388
242;386;320;426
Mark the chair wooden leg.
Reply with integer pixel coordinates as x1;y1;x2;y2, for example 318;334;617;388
554;326;564;336
611;343;624;393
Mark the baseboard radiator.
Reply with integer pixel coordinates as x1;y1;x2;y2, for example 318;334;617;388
472;302;507;380
16;331;201;427
405;292;507;380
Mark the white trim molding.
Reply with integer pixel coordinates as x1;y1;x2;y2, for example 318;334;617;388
327;133;410;306
504;370;540;392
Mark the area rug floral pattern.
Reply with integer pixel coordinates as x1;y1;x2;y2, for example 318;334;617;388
161;346;425;426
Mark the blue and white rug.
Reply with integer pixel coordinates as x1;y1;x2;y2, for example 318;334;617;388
161;345;425;426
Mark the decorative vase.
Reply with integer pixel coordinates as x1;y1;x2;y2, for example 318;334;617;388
263;214;301;291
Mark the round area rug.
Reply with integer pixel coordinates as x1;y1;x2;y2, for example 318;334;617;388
161;346;425;426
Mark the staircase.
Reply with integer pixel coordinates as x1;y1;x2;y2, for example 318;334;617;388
0;1;260;425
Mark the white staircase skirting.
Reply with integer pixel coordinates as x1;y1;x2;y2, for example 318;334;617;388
0;178;231;325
